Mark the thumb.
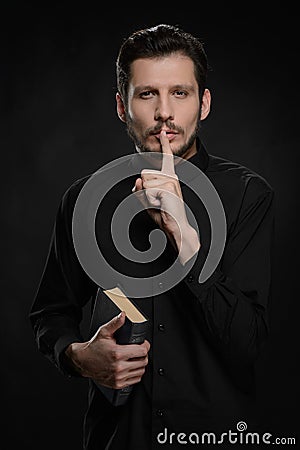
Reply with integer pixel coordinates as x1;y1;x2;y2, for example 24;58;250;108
99;311;126;339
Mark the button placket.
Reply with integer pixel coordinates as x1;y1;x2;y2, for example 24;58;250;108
152;293;168;430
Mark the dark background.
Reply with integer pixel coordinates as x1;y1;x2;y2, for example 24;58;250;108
2;5;299;449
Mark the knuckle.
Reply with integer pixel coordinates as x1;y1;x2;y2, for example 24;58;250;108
113;381;122;389
141;169;149;179
113;362;123;374
166;181;176;191
114;380;123;389
112;372;123;387
139;346;145;356
143;343;150;353
97;326;106;337
140;347;147;357
111;349;121;361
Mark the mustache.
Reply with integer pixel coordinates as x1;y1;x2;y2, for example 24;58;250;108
145;121;183;137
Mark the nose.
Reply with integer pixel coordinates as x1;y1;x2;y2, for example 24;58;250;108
154;95;174;122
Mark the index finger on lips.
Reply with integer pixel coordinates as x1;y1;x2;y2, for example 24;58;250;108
160;130;175;175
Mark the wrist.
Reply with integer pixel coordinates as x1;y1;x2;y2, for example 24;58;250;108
65;342;88;377
173;224;200;266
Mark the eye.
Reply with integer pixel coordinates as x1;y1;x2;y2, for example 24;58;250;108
139;91;154;99
174;90;187;98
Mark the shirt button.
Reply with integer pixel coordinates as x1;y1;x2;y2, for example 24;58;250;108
156;409;164;417
158;323;165;332
187;274;194;283
158;368;165;376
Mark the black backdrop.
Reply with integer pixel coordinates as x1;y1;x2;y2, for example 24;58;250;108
2;5;299;449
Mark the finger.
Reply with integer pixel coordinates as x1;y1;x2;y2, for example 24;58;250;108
132;178;149;208
160;130;175;175
142;178;176;189
119;374;144;387
124;365;148;381
96;373;143;389
120;340;150;355
118;341;150;360
144;339;151;352
132;177;143;193
98;311;126;338
122;356;148;371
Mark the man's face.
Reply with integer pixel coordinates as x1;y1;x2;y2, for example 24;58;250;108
117;53;209;160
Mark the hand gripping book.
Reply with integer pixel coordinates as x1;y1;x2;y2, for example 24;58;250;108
89;286;148;406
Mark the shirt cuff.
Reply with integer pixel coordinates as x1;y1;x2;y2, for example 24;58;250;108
182;245;224;299
54;334;84;378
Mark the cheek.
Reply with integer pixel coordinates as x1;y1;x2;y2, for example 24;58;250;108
189;105;201;129
178;100;200;130
180;111;199;134
128;100;150;123
128;108;153;136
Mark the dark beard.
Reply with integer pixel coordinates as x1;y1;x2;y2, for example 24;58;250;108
126;119;200;158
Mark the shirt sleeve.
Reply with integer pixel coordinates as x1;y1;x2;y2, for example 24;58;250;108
29;181;96;377
183;176;275;369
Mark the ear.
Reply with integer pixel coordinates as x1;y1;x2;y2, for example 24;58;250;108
200;88;211;120
116;92;126;123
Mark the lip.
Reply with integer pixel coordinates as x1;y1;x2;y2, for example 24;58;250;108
152;130;179;141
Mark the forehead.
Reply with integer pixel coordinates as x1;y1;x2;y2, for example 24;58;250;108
129;54;197;88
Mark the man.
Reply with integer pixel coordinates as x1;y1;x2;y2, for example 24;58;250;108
29;24;275;449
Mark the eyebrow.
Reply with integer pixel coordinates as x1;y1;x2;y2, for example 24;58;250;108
133;84;196;95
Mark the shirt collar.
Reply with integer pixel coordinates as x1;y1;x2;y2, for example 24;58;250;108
186;137;209;173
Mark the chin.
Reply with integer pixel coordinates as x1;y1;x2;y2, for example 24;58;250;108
137;139;162;154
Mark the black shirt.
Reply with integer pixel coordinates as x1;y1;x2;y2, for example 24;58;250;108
29;140;275;449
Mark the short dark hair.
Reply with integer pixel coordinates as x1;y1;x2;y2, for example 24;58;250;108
116;24;208;105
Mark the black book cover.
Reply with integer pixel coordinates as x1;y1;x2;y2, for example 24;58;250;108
89;286;148;406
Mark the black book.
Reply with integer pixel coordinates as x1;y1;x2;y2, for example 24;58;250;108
89;286;148;406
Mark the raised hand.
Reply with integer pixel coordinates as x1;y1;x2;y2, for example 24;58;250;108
133;131;200;265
